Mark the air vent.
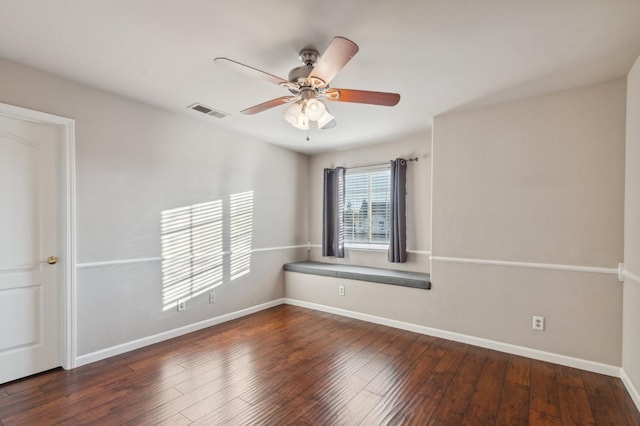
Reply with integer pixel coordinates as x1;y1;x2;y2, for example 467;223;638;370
188;103;229;119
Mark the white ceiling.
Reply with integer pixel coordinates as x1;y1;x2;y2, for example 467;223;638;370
1;1;639;154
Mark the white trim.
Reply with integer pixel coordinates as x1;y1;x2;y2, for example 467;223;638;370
431;256;619;276
251;245;308;253
77;257;164;269
76;245;309;269
0;265;36;273
623;268;640;284
75;298;284;367
345;243;388;252
61;119;77;370
407;250;431;255
309;243;430;255
0;103;77;371
621;368;640;412
282;298;621;377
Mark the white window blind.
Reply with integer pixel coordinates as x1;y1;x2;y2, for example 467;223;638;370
344;167;391;245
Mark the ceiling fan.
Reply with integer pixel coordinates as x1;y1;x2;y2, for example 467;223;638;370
214;36;400;131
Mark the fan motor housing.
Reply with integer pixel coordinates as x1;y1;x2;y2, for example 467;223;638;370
288;65;313;82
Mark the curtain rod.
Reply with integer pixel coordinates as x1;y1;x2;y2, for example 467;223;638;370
344;157;419;170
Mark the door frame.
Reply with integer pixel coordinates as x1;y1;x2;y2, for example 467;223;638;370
0;102;76;370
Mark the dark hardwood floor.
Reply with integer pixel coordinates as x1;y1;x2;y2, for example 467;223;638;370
1;304;638;425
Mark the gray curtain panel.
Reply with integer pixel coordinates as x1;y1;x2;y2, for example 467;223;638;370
322;167;346;258
388;158;407;263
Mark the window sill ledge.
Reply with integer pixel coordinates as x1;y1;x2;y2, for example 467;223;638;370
345;244;389;252
283;261;431;290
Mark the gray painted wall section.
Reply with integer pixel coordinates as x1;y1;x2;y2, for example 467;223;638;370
623;55;640;404
431;79;625;366
0;58;310;357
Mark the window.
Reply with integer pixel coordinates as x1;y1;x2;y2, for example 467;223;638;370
344;166;391;246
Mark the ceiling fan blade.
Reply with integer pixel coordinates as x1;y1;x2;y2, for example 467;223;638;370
241;96;296;115
325;88;400;106
214;57;288;86
309;37;359;86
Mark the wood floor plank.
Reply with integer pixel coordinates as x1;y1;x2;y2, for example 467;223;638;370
2;385;131;425
238;321;378;405
152;412;192;426
364;333;430;396
529;359;561;419
282;326;397;406
250;395;318;426
459;350;509;425
188;396;251;425
73;387;183;424
282;329;416;423
360;349;441;424
0;304;637;425
430;339;470;375
610;374;640;425
495;381;530;426
557;383;596;425
325;388;383;425
217;392;286;425
426;345;486;425
505;354;531;386
555;364;585;388
122;382;226;425
529;409;563;426
381;337;468;425
39;364;136;396
1;368;66;396
366;340;471;424
580;370;639;426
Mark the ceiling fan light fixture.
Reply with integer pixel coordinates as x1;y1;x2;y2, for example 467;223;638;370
284;99;334;130
316;108;335;129
305;98;325;121
283;101;309;130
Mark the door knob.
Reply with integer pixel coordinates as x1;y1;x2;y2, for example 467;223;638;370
47;256;58;265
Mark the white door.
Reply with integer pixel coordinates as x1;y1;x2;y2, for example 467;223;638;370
0;114;61;384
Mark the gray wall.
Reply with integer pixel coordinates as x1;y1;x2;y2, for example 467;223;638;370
0;58;309;356
624;55;640;400
431;78;624;365
289;78;626;366
307;134;431;272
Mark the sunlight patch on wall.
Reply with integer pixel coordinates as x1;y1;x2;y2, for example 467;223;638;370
230;191;254;281
161;200;223;311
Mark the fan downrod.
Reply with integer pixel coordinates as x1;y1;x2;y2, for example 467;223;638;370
288;48;319;83
298;48;319;66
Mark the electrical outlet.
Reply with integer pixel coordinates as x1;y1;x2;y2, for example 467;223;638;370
532;315;545;331
338;285;345;296
209;292;216;304
177;300;186;312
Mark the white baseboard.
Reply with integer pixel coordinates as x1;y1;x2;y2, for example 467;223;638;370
283;298;620;377
75;298;285;367
621;368;640;412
